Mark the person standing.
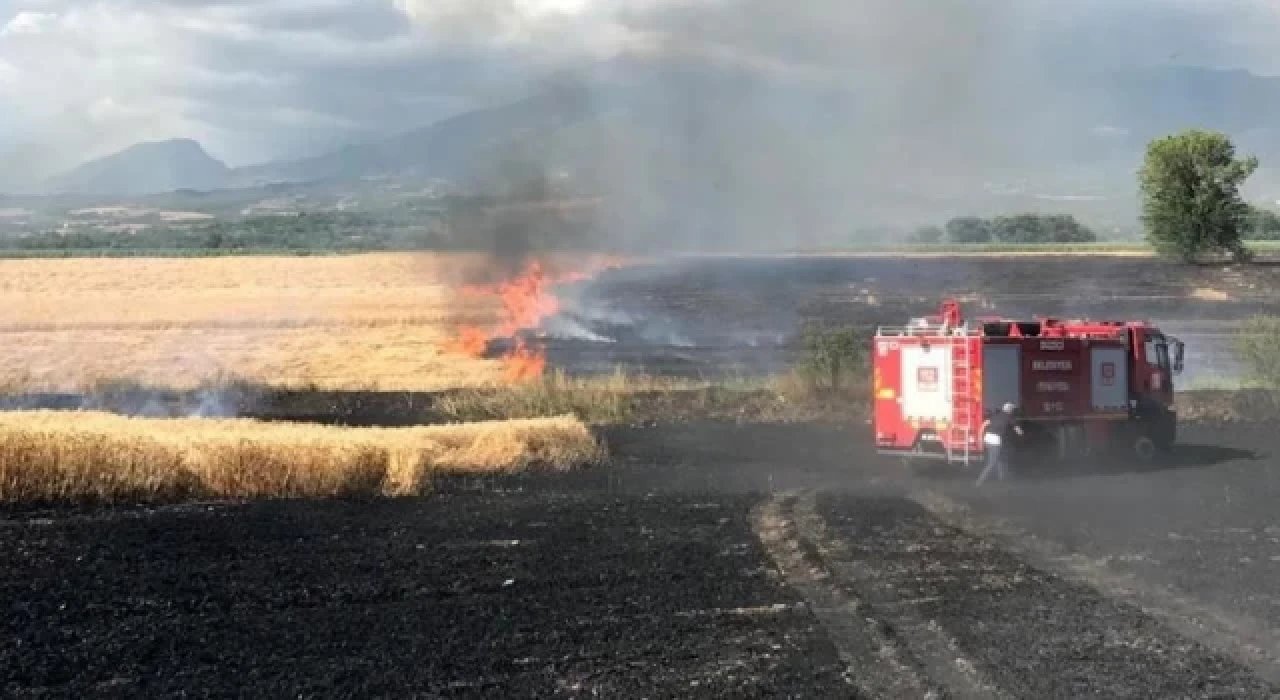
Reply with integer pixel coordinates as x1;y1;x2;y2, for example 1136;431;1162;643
977;402;1022;485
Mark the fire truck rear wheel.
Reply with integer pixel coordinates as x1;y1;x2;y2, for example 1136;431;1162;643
1132;435;1158;462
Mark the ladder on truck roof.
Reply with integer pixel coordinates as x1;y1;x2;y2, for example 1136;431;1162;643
949;333;976;466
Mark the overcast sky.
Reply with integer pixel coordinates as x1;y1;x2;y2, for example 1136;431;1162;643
1;0;1278;173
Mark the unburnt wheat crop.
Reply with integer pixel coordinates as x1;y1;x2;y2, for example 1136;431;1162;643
0;411;606;505
0;252;609;391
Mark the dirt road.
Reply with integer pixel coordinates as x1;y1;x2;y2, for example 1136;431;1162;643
7;420;1280;697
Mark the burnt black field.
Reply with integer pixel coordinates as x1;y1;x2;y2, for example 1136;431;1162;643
535;254;1280;383
9;254;1280;697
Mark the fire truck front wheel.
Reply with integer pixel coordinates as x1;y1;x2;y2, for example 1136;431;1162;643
1130;425;1175;465
1152;412;1177;454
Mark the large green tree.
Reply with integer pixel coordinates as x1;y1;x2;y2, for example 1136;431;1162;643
1139;129;1259;262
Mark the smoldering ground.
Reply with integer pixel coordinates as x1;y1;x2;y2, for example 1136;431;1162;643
0;380;262;419
511;253;1273;385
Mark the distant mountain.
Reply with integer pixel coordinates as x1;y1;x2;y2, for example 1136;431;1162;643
28;64;1280;210
229;83;594;188
232;63;1280;190
44;139;230;196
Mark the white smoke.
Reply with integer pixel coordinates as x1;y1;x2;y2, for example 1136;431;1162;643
189;387;240;418
553;281;698;347
541;315;617;343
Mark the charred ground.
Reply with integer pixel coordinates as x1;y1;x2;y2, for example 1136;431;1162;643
8;254;1280;697
7;421;1280;697
525;254;1280;382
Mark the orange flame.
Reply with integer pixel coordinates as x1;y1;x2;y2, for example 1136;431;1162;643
448;256;625;382
494;260;560;337
446;327;489;357
503;337;547;382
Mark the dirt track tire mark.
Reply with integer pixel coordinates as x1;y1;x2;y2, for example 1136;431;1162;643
751;490;1008;699
912;487;1280;688
752;490;934;698
790;492;1010;700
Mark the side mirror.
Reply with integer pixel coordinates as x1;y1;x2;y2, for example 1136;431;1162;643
1172;339;1185;375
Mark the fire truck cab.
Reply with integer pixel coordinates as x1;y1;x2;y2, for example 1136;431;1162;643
872;300;1185;468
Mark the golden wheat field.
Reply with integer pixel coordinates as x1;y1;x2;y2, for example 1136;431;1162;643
0;410;606;504
0;252;614;392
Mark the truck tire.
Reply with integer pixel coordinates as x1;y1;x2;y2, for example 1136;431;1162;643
1154;413;1177;454
1132;435;1158;463
1127;401;1176;466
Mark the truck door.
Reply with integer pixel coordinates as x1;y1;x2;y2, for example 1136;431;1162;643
982;343;1021;414
1090;345;1128;412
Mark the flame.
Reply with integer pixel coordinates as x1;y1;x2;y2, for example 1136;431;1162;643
448;256;624;381
446;327;489;357
503;337;547;382
494;259;560;336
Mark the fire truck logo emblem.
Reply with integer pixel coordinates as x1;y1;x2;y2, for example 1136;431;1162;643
917;367;939;391
1101;362;1116;386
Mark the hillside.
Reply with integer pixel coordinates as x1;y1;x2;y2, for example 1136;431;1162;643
24;64;1280;232
44;139;231;196
229;83;594;188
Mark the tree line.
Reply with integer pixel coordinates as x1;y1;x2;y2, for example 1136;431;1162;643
5;212;438;253
910;204;1280;247
911;214;1098;245
2;199;602;254
905;128;1277;261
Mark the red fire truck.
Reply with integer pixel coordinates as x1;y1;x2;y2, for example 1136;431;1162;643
872;299;1185;468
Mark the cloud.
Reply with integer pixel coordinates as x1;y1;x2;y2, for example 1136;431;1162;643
0;11;57;36
0;0;1277;185
0;0;617;167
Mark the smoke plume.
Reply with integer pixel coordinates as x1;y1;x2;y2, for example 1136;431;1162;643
448;0;1280;253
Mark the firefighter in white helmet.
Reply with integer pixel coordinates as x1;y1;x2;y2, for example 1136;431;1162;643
977;402;1023;485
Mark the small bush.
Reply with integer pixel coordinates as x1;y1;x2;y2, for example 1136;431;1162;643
1234;316;1280;387
796;323;868;392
